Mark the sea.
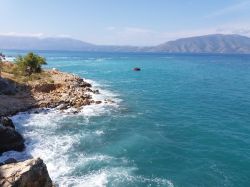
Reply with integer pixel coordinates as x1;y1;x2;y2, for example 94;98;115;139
1;50;250;187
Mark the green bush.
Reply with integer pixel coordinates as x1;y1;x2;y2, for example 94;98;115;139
15;52;47;76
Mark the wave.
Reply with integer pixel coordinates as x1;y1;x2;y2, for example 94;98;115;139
5;56;16;61
0;77;173;187
82;58;113;63
58;167;173;187
84;78;122;103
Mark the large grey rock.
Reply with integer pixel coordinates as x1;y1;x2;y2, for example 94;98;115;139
0;124;25;153
0;158;53;187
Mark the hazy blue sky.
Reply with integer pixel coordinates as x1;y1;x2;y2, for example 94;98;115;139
1;0;250;45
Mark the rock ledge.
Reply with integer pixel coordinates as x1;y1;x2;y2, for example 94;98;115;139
0;158;53;187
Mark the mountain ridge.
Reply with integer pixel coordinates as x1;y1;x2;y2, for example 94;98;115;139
1;34;250;54
150;34;250;54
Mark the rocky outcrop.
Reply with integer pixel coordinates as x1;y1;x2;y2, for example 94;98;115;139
0;78;16;95
0;117;15;129
0;124;25;153
33;83;62;93
30;71;102;111
0;68;108;116
0;158;53;187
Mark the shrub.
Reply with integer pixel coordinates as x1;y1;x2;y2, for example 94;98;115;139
15;52;47;76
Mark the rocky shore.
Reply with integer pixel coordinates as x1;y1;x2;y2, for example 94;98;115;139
0;66;103;116
0;62;107;186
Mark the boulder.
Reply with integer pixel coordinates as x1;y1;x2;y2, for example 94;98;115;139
0;124;25;153
79;82;92;88
95;101;102;104
0;158;53;187
0;117;15;129
93;90;100;94
57;103;69;110
133;67;141;71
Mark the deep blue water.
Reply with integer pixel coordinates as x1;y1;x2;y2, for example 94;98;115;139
2;50;250;187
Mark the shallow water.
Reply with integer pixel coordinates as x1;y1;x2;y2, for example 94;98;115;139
1;51;250;187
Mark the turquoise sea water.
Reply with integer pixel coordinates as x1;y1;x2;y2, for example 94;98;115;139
1;51;250;187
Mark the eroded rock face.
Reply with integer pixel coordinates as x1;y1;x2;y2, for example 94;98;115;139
0;158;53;187
0;124;25;153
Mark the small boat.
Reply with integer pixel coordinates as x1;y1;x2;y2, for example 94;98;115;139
133;67;141;71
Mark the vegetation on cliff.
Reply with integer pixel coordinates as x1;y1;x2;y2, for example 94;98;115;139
15;52;47;76
1;53;52;84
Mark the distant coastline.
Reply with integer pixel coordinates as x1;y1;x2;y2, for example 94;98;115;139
1;34;250;54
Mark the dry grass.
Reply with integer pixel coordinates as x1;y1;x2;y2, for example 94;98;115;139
1;61;53;84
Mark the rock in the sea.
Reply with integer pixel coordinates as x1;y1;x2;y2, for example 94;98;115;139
0;124;25;153
79;81;92;88
0;158;53;187
95;101;102;104
93;89;100;94
133;67;141;71
0;117;15;129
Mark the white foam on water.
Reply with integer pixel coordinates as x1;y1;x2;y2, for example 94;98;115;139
0;78;174;187
58;167;174;187
83;78;123;105
1;109;174;187
95;130;104;136
83;58;111;64
5;110;111;186
5;57;16;62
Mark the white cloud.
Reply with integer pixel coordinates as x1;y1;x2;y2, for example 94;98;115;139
105;26;116;31
1;24;250;46
0;32;73;39
0;32;45;37
94;24;250;46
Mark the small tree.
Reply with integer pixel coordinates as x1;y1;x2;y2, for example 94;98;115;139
15;52;47;76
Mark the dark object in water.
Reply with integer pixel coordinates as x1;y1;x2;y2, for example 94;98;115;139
133;67;141;71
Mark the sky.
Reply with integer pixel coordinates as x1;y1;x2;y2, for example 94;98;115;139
1;0;250;46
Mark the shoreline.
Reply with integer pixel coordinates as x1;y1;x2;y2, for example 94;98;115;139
0;63;115;186
0;66;105;117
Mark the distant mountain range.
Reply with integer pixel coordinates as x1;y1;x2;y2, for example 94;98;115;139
148;34;250;54
1;34;250;54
